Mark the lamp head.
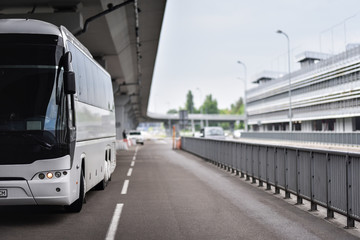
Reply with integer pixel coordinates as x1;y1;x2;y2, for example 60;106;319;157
276;30;283;34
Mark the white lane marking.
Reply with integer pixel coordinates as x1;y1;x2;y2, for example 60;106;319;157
131;161;135;167
132;156;136;161
121;180;129;194
127;168;133;177
135;146;138;153
105;203;124;240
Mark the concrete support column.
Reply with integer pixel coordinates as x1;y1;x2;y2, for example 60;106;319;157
124;104;135;130
114;95;137;140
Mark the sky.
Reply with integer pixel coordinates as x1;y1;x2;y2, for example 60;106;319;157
148;0;360;114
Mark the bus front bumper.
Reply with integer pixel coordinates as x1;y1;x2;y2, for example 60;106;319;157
0;175;72;206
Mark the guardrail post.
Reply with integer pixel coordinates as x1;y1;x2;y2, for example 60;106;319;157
231;143;237;174
275;147;280;194
285;148;291;199
240;144;245;178
346;155;355;228
252;145;257;184
296;149;303;204
231;142;236;174
235;143;240;176
310;151;317;211
227;142;231;172
266;147;271;191
258;146;263;187
246;145;250;181
219;141;221;166
326;153;334;218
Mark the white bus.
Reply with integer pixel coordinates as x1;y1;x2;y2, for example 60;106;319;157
0;19;116;212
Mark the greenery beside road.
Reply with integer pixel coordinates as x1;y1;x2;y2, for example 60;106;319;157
167;90;244;130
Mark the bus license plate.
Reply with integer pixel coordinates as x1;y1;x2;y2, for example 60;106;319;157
0;189;7;198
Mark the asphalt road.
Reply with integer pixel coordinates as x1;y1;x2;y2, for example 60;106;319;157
0;138;359;240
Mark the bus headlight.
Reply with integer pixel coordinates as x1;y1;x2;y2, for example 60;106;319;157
34;170;67;180
46;172;53;179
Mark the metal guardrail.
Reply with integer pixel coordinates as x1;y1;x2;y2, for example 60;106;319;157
181;137;360;228
241;132;360;146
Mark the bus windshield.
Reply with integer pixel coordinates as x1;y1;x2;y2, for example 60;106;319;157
0;34;68;164
0;67;59;131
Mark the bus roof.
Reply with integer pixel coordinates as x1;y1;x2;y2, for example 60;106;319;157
0;19;61;36
0;18;93;62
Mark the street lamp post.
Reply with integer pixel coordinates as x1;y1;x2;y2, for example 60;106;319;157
276;30;292;131
237;61;248;132
196;87;204;128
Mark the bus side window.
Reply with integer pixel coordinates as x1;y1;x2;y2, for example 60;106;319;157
78;52;88;103
100;71;108;109
106;75;114;111
92;66;101;107
68;43;87;103
85;58;95;105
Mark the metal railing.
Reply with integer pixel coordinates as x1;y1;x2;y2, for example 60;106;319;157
181;137;360;228
241;132;360;146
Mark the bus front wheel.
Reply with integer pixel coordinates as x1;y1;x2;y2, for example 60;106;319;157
65;170;85;213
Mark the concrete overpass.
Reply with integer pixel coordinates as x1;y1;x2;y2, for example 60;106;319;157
147;112;245;121
147;112;245;132
0;0;166;139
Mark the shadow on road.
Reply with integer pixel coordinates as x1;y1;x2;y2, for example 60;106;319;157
0;190;99;226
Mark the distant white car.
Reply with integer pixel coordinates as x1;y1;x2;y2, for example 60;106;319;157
200;127;225;140
128;130;144;145
193;132;202;138
233;130;243;139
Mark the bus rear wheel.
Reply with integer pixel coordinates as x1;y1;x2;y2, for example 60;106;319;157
95;160;110;190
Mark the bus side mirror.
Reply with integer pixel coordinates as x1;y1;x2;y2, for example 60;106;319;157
63;51;76;94
64;71;76;94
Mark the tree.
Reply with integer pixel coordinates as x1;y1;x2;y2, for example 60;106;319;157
201;94;219;114
230;97;244;114
167;109;178;114
185;90;195;113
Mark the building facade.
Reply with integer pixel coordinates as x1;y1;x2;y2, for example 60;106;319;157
247;46;360;132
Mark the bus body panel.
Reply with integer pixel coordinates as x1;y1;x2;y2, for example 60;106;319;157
73;137;116;192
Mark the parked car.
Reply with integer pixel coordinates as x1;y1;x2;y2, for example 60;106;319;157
128;130;144;145
200;127;225;140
